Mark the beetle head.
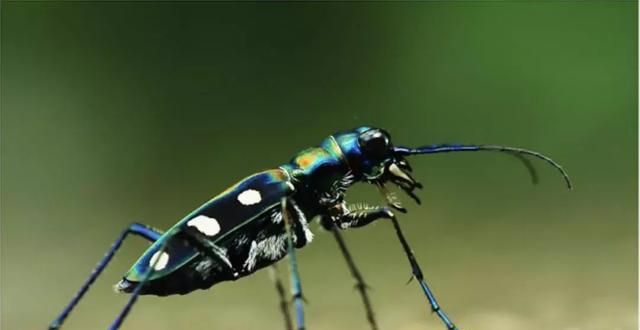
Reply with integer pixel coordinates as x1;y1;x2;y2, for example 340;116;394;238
333;127;423;209
333;126;572;212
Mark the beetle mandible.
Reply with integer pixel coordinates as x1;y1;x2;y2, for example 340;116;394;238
49;126;572;330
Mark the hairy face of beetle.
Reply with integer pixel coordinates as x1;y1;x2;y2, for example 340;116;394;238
355;128;423;207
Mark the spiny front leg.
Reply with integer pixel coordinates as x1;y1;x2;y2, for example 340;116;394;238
375;182;459;329
321;215;378;330
334;204;395;229
334;205;460;330
321;204;397;330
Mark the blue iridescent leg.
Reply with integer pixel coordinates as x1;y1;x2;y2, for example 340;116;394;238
281;198;305;330
389;216;459;330
339;204;459;329
49;223;162;330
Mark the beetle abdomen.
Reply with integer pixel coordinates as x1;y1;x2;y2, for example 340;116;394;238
115;255;235;296
115;205;313;296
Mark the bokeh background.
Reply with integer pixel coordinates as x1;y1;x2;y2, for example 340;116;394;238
1;2;637;330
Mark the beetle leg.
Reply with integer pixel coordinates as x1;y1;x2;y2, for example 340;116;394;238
109;238;171;330
269;265;293;330
180;226;237;276
49;223;163;330
333;207;461;330
281;198;306;330
336;206;394;229
322;216;378;330
388;214;460;330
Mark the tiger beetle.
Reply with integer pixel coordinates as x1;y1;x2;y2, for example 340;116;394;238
49;126;572;330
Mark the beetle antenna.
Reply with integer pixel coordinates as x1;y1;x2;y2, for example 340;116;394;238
394;144;572;189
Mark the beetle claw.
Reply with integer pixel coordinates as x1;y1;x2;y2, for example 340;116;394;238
406;275;415;285
391;203;407;213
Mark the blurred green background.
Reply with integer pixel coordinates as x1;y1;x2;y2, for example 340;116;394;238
1;2;637;330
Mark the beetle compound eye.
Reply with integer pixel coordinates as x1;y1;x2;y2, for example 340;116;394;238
358;129;391;159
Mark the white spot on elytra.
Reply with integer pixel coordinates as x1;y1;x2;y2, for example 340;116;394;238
149;251;169;271
237;189;262;205
187;215;221;236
